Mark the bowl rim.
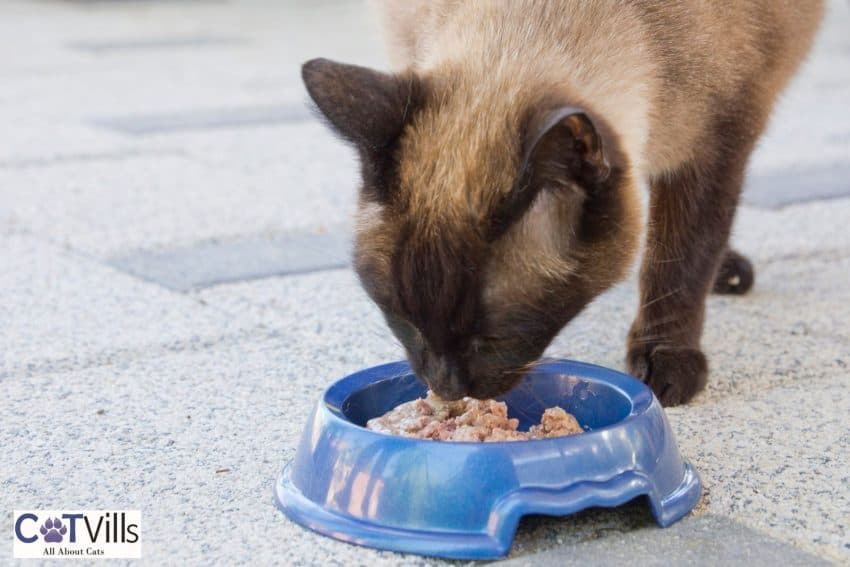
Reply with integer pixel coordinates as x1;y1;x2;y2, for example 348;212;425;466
321;358;654;447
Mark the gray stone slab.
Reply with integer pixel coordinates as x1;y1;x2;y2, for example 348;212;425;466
732;199;850;265
501;515;833;567
65;36;247;53
93;104;315;135
743;0;850;210
109;229;352;291
708;250;850;345
743;162;850;209
196;268;404;365
2;129;359;257
0;234;261;378
0;338;420;567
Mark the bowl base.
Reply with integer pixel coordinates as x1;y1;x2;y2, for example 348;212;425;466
275;458;702;560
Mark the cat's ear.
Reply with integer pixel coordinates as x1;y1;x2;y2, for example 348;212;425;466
523;107;611;187
302;58;421;151
488;107;611;240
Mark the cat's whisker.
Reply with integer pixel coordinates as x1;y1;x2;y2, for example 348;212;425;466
640;287;683;309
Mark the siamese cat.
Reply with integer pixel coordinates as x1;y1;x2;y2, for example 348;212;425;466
302;0;823;405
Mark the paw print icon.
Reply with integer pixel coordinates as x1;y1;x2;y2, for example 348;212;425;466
40;518;67;543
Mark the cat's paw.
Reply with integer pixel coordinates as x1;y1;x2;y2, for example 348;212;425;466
713;249;754;295
626;344;707;406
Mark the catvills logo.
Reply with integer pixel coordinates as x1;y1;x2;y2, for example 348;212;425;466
13;510;141;559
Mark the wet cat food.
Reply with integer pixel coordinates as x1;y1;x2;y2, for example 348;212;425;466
366;391;583;442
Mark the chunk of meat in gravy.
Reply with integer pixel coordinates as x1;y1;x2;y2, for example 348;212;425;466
366;391;583;442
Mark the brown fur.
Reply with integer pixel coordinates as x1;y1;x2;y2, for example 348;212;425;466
304;0;823;404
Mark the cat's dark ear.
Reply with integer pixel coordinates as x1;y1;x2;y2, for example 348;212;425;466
487;107;611;240
302;58;420;151
523;107;611;187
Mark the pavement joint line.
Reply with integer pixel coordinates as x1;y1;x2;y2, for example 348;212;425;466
0;148;188;170
91;103;315;135
64;36;249;53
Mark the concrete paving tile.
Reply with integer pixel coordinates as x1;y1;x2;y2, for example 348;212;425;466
744;0;850;208
196;269;404;367
0;61;305;122
708;252;850;345
504;501;659;562
0;0;385;117
666;381;850;563
110;228;351;291
530;250;849;404
555;300;847;407
2;122;358;257
518;290;850;562
744;162;850;209
145;119;354;173
501;515;833;567
0;234;262;377
692;254;850;402
732;199;850;265
0;338;438;567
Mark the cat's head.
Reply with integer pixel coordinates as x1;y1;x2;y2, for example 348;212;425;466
303;58;640;399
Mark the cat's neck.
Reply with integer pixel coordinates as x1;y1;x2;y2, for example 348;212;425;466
410;2;657;181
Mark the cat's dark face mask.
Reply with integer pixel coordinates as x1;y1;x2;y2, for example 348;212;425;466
303;58;640;400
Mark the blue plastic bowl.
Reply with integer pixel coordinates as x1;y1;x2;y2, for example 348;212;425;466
274;359;701;560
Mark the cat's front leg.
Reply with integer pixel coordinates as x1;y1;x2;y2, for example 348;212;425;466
626;119;761;405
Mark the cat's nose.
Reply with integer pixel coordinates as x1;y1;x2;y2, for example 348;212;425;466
426;357;469;400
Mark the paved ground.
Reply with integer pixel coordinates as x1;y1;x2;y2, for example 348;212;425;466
1;0;848;565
